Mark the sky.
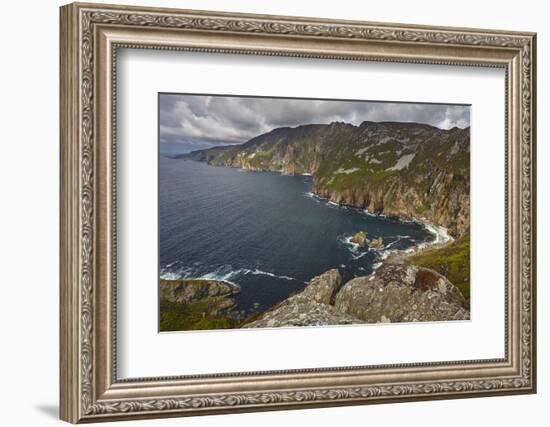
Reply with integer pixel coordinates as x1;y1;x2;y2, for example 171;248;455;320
159;94;470;146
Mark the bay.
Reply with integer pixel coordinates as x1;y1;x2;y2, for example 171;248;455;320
159;156;433;316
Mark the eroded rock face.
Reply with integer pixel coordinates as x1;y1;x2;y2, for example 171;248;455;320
244;269;363;328
334;264;469;323
298;268;342;305
159;279;240;304
184;122;470;238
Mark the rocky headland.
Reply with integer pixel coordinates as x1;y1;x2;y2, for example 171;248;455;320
168;120;471;330
243;264;469;328
183;121;470;238
159;279;241;331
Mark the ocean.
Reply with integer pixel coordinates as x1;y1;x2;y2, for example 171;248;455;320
159;156;434;317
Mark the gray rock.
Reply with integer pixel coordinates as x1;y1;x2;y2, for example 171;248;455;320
334;264;469;323
159;279;240;304
243;302;363;328
298;268;342;305
243;269;363;328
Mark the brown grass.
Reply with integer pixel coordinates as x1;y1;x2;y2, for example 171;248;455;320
414;269;440;291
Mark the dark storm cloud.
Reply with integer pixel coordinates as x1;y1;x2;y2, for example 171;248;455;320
159;94;470;145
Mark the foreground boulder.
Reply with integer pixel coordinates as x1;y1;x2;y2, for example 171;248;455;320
297;268;342;304
334;264;469;323
243;269;364;328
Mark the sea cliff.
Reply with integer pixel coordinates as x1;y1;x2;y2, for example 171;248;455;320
172;120;471;329
183;121;470;238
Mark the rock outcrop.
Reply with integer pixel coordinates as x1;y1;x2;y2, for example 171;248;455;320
369;237;384;249
351;231;368;247
160;279;240;304
243;269;364;328
160;279;240;317
159;279;243;331
244;263;470;328
334;264;469;322
184;121;470;238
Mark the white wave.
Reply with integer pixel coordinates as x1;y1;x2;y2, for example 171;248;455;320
160;263;296;284
370;220;453;265
361;209;387;219
351;252;368;260
159;272;182;280
200;267;241;283
241;268;296;281
422;221;454;245
382;238;400;250
372;262;383;270
304;191;320;201
160;264;195;280
339;235;360;253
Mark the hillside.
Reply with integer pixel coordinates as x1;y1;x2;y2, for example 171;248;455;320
183;121;470;238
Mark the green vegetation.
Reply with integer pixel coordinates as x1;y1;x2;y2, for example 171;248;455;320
407;232;470;300
414;204;429;215
254;148;274;158
159;298;271;331
159;297;237;332
324;168;398;191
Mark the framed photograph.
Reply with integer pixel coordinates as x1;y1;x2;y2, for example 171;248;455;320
60;2;537;423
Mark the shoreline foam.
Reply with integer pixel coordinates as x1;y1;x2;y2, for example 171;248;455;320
304;189;454;266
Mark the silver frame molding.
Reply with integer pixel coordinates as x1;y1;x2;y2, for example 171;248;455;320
60;2;537;423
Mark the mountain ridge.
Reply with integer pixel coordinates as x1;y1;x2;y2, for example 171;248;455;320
183;120;470;238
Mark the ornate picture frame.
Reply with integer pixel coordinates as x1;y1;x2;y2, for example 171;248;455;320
60;2;536;423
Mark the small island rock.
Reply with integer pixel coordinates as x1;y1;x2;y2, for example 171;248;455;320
369;237;384;249
351;230;368;247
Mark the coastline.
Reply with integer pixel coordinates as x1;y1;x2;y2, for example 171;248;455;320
178;160;456;269
378;218;454;265
305;188;455;267
180;160;456;271
160;164;468;330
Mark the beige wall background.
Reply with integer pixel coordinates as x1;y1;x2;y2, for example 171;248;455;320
0;0;545;426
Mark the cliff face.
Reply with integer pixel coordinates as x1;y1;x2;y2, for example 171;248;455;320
184;121;470;237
